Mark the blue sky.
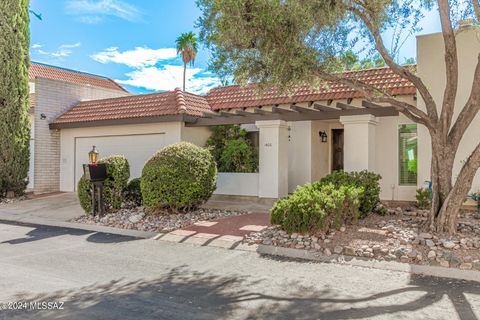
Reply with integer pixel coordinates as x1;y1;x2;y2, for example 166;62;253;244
29;0;442;95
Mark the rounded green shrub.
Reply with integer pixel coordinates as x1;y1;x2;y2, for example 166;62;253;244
124;178;142;206
141;142;217;211
77;175;92;213
319;170;381;218
76;155;130;214
271;183;363;234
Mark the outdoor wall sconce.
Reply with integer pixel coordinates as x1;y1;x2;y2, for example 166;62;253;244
319;131;328;143
88;145;99;164
40;113;47;120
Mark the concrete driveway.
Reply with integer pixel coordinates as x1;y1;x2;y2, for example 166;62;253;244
0;193;84;223
0;220;479;319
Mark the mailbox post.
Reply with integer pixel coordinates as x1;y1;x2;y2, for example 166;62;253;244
83;146;107;216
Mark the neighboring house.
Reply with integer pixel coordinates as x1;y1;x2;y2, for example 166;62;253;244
31;30;480;202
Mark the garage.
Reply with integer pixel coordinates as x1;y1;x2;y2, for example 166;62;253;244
74;133;166;190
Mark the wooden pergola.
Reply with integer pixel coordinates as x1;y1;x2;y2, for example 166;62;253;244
186;100;399;127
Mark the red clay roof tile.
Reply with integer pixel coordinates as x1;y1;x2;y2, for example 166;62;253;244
52;66;416;125
29;62;128;93
53;88;210;124
206;67;416;110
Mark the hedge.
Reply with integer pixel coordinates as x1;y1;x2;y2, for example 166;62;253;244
141;142;217;211
271;183;363;233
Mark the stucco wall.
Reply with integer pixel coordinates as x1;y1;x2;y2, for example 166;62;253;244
215;173;259;196
417;29;480;194
60;122;183;192
181;124;212;147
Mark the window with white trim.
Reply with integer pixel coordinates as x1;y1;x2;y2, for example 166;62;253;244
399;124;418;185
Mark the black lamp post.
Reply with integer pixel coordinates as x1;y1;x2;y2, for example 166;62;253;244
83;146;107;216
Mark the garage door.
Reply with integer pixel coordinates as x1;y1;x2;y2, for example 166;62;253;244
74;133;166;190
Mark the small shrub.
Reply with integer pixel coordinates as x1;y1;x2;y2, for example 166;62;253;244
77;155;130;214
205;124;258;173
271;183;363;234
319;170;381;218
77;175;92;213
416;188;431;209
141;142;217;211
219;139;258;173
124;178;142;206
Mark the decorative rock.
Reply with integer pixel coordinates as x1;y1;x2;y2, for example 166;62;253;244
440;260;450;268
425;240;435;247
427;250;437;260
443;241;455;249
339;226;346;232
333;246;343;254
128;215;143;224
419;232;432;239
459;263;473;270
400;256;409;263
324;248;332;256
344;246;355;256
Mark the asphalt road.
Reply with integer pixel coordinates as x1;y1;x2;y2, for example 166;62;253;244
0;220;479;320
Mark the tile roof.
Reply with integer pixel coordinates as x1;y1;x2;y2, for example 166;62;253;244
52;66;416;126
53;88;210;125
29;62;128;93
206;66;416;110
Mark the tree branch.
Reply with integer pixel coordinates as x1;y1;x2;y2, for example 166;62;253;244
448;53;480;147
315;70;432;128
472;0;480;22
345;3;439;123
438;0;459;138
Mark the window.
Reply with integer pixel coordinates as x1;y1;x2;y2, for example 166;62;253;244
399;124;418;185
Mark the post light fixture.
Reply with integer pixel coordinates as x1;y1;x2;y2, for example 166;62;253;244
40;113;47;120
88;146;99;164
319;131;328;143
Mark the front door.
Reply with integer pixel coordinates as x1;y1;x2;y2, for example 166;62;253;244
331;129;344;171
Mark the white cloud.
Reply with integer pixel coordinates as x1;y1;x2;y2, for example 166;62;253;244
116;65;221;95
91;47;177;68
60;42;81;49
32;44;42;49
66;0;142;23
34;43;81;58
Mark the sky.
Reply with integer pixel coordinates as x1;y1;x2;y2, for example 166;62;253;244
29;0;442;95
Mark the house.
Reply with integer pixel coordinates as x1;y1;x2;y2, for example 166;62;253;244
30;29;480;202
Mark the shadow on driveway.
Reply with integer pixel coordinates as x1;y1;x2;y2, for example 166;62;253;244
0;220;140;244
0;265;478;320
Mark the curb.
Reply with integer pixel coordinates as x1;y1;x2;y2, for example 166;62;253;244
257;244;480;282
0;214;159;239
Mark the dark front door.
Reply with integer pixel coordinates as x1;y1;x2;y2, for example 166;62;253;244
332;129;344;171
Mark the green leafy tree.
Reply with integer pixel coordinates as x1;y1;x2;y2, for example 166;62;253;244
0;0;30;197
176;31;199;91
198;0;480;234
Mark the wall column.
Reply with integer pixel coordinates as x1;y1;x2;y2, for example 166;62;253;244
255;120;289;198
340;114;378;172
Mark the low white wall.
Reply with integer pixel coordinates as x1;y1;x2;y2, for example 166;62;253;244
214;172;259;197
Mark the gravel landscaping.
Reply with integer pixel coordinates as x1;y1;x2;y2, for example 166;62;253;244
244;205;480;271
72;206;249;233
0;196;26;206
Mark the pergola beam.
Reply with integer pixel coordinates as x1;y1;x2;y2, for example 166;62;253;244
336;102;358;110
313;103;338;112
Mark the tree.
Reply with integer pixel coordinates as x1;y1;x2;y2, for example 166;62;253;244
197;0;480;234
0;0;30;197
176;31;199;91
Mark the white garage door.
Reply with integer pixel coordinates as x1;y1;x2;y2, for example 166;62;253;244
74;133;166;190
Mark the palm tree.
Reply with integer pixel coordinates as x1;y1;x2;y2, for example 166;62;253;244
176;32;198;91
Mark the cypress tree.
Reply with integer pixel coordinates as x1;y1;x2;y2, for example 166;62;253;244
0;0;30;197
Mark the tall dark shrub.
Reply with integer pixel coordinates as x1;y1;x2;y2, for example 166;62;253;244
0;0;30;196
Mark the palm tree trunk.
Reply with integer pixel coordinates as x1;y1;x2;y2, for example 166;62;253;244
183;62;186;91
